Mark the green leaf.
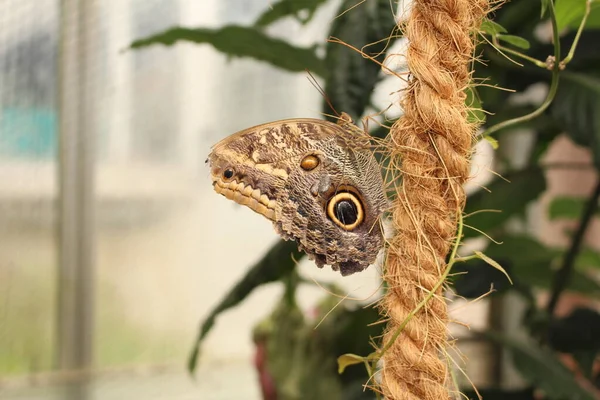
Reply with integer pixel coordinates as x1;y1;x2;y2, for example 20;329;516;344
485;235;556;267
327;306;382;358
549;308;600;349
485;332;598;400
464;168;547;238
466;86;485;125
480;18;508;35
482;235;600;297
131;25;326;77
483;235;558;291
495;0;546;33
555;0;600;31
474;251;513;284
255;0;329;27
547;308;600;361
573;350;598;379
497;34;531;49
576;247;600;270
555;0;585;29
581;4;600;29
483;134;499;149
551;71;600;169
337;353;367;374
548;196;587;220
187;240;303;373
256;289;344;399
451;259;513;299
323;0;399;121
568;272;600;296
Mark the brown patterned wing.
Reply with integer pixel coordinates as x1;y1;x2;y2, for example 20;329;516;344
208;118;387;275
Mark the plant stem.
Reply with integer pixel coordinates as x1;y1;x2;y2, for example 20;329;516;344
481;0;562;137
546;177;600;316
492;37;546;68
374;214;464;362
561;0;593;67
454;255;478;263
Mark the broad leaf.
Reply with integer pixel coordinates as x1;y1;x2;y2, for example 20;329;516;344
325;305;382;385
474;251;513;284
582;5;600;30
483;134;499;149
131;25;326;77
533;30;600;71
188;240;302;372
555;0;600;31
452;259;513;299
480;19;508;35
466;86;485;125
481;235;558;293
550;196;600;222
555;0;588;31
516;262;600;297
547;307;600;353
551;71;600;169
486;332;598;400
257;292;381;398
464;168;546;238
548;196;588;220
497;34;531;50
496;0;545;34
481;235;600;297
573;350;598;380
323;0;399;121
337;353;366;374
484;235;557;268
255;0;329;27
566;271;600;296
255;290;343;400
576;247;600;270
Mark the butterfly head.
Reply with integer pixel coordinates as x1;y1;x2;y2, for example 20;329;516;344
208;140;287;222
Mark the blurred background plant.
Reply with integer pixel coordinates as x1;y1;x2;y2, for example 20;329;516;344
131;0;600;398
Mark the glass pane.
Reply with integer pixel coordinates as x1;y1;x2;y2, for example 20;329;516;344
1;0;386;398
93;0;330;369
0;0;59;376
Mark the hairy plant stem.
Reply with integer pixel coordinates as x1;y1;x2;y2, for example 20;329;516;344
482;0;592;138
546;177;600;316
491;37;546;68
375;214;465;363
561;0;593;67
482;0;561;137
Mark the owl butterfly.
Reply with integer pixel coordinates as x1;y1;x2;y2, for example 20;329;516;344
207;114;387;276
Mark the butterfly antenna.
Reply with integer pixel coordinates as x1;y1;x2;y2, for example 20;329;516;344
305;69;341;120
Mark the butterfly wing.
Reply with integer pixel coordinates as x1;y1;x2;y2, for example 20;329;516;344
208;118;387;275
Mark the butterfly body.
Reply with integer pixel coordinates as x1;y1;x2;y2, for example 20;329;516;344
208;117;386;275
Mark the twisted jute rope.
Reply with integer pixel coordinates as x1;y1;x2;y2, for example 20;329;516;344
379;0;489;399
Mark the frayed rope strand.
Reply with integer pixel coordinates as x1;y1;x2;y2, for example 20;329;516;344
378;0;489;399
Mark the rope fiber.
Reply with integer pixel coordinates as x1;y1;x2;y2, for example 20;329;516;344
380;0;489;398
